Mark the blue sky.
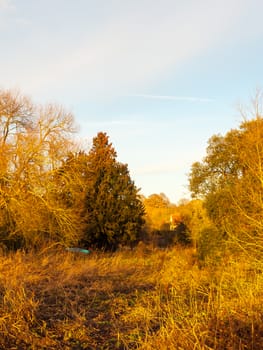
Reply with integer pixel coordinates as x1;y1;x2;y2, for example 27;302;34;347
1;0;263;203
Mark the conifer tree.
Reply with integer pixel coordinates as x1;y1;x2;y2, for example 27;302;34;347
83;132;145;250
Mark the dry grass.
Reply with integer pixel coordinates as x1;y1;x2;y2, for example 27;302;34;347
0;245;263;349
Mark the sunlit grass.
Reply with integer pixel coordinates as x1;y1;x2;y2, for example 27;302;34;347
0;245;262;349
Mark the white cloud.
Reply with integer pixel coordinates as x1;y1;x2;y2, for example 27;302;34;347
50;0;243;96
0;0;252;101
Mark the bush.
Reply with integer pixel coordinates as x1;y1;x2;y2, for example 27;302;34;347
197;226;226;265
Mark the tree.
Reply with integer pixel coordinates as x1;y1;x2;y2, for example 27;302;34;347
189;94;263;259
0;89;81;248
82;132;145;250
177;199;211;249
144;193;170;208
143;193;172;232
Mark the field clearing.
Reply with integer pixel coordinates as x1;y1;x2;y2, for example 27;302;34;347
0;245;263;349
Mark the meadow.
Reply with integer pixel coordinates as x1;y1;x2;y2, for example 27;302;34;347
0;244;262;349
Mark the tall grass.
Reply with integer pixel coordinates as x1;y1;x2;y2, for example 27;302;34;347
0;245;262;349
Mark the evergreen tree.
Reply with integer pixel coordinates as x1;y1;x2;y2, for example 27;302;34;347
83;132;145;250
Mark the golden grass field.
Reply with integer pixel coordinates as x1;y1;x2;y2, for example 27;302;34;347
0;244;262;349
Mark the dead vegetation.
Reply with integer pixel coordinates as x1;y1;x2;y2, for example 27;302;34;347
0;245;263;349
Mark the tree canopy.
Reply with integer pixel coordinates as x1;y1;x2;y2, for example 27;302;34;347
189;97;263;258
0;89;81;248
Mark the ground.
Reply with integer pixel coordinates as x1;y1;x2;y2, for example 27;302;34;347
0;244;262;349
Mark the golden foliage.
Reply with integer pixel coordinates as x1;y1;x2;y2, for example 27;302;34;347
0;89;83;247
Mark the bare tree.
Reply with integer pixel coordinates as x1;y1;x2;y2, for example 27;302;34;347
0;89;83;249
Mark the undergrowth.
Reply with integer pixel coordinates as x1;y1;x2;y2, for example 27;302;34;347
0;245;262;349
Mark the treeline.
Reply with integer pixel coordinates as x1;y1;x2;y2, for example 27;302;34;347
0;90;144;251
1;88;263;261
142;193;208;248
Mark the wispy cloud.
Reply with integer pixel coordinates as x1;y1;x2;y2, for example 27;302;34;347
0;0;15;11
79;119;145;128
128;94;214;103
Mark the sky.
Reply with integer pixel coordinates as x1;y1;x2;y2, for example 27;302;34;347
1;0;263;203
